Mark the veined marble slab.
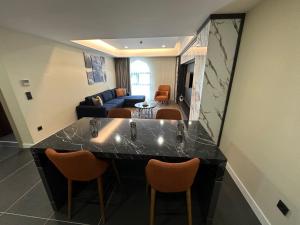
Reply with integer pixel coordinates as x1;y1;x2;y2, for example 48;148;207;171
32;117;226;163
199;19;241;142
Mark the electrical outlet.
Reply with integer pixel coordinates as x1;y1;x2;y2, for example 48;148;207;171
25;92;33;100
277;200;289;216
37;126;43;131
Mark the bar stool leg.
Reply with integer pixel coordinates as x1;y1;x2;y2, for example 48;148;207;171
97;177;105;224
186;188;192;225
67;179;72;219
150;187;156;225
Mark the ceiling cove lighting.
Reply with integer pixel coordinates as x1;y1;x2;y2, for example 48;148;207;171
71;39;179;57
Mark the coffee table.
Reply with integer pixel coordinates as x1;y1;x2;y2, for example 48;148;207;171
134;101;157;119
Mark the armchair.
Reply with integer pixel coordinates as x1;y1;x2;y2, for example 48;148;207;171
154;85;170;103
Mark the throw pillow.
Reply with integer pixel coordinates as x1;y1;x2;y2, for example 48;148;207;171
116;88;126;97
92;96;103;106
97;96;103;106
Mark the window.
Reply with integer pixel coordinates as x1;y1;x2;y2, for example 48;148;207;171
130;60;151;100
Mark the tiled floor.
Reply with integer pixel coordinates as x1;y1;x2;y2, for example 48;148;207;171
0;142;261;225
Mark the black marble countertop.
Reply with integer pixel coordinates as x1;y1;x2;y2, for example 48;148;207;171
32;118;226;163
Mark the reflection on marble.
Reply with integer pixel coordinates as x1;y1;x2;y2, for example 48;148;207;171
186;22;211;120
32;118;226;163
199;19;242;143
189;55;206;120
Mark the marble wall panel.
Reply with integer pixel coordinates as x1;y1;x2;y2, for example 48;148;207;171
199;19;241;142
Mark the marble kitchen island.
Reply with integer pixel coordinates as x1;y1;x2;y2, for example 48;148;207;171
31;117;226;225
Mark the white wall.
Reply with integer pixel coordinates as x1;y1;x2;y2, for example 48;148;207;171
0;27;116;145
220;0;300;225
130;57;177;101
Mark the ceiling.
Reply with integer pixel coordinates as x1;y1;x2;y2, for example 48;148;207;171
103;37;182;49
0;0;261;55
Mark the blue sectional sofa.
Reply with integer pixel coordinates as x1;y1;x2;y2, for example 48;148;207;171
76;89;145;119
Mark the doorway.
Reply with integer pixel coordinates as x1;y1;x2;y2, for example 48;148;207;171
176;60;195;120
0;101;17;143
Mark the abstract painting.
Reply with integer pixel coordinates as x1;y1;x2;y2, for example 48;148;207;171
83;52;106;85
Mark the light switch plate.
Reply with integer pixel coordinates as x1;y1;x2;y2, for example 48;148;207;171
21;79;30;87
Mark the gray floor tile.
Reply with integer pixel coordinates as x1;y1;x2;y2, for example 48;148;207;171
213;172;261;225
0;146;261;225
8;182;54;218
50;202;101;225
105;179;202;225
0;148;33;180
0;161;40;211
0;213;46;225
46;220;89;225
0;145;20;162
0;133;16;142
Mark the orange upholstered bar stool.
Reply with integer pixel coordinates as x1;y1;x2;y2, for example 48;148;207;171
108;108;132;118
156;108;182;120
45;148;109;222
146;158;200;225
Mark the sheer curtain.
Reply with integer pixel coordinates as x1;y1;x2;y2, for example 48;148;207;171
130;59;151;101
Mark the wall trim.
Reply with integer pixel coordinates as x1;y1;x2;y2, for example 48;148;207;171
22;143;34;148
226;163;271;225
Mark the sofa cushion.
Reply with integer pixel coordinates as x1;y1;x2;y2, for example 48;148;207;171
100;90;113;102
102;103;119;111
116;96;127;100
110;89;116;98
76;105;106;119
123;95;145;101
105;98;125;108
122;95;145;107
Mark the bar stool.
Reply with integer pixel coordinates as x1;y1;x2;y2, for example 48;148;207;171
45;148;109;223
156;109;182;120
145;158;200;225
108;108;132;118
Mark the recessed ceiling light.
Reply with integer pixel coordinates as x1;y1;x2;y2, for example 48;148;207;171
124;46;128;49
161;45;166;48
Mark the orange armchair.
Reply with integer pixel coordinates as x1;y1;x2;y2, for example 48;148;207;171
154;85;170;103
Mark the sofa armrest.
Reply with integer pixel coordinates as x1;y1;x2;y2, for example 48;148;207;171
76;105;107;119
79;101;87;106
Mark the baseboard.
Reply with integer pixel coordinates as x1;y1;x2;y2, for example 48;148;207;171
226;163;271;225
22;143;34;148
